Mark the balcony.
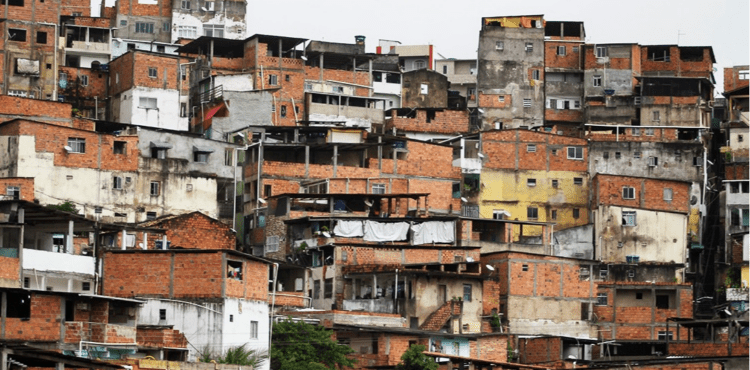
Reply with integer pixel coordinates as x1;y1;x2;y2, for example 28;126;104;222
307;102;385;128
342;298;395;314
22;248;95;275
67;40;111;54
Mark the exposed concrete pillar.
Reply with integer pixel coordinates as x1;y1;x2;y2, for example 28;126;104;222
66;220;73;253
121;229;126;250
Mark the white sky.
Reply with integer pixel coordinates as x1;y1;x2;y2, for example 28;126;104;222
247;0;749;94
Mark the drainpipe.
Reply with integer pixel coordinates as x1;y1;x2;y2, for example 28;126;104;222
394;269;399;314
268;262;279;363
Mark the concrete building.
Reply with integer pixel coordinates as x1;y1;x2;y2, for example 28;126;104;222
476;15;546;131
435;59;477;109
170;0;246;43
376;40;434;72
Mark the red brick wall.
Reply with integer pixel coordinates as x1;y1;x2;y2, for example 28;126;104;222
0;178;34;201
104;252;173;297
670;341;749;357
0;96;73;122
0;0;61;23
545;108;583;123
172;253;223;298
4;293;61;341
518;337;561;364
584;45;637;70
641;46;713;78
0;256;20;286
545;42;583;69
386;110;470;134
137;327;188;348
725;163;749;180
152;212;236;250
592;174;690;213
2;120;140;171
724;66;750;92
59;66;108;99
482;130;588;171
476;335;508;363
477;93;511;109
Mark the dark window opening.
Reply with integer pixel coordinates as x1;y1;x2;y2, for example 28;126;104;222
324;278;333;299
426;110;436;123
36;31;47;44
2;0;24;6
227;260;243;280
65;300;75;321
677;129;699;141
647;46;671;62
7;292;31;319
655;294;669;309
9;29;27;42
159;309;167;320
385;73;400;84
679;47;704;62
113;141;126;154
636;292;643;299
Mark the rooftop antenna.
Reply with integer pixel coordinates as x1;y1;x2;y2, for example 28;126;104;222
677;30;686;45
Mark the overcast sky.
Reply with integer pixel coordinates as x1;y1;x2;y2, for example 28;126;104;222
248;0;749;94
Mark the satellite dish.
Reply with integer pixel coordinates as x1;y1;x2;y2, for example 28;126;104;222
466;257;474;262
690;195;698;205
477;108;485;114
300;55;308;61
258;198;267;204
364;200;373;207
200;6;207;11
322;232;331;238
461;197;468;202
485;264;495;271
477;153;485;158
64;145;73;152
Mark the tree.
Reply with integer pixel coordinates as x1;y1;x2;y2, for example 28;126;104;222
198;344;268;368
271;319;355;370
396;344;437;370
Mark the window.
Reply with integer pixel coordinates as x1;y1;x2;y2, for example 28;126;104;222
420;84;428;94
135;22;154;33
372;184;386;194
67;137;86;153
551;210;557;220
280;105;287;118
527;144;536;152
553;45;566;56
492;210;506;220
652;111;660;121
549;98;557;109
148;67;157;78
645;128;655;136
224;149;233;166
6;186;20;200
693;156;701;166
552;179;559;188
622;211;637;226
664;188;673;201
414;60;426;70
658;331;674;341
463;284;472;302
595;46;608;58
79;75;88;87
655;295;670;309
622;187;635;200
648;156;658;167
2;0;24;6
285;74;290;82
177;25;197;38
139;97;157;109
532;69;540;80
120;20;127;26
151;148;167;159
573;208;580;219
113;176;123;189
567;146;583;160
615;152;621;159
250;321;258;339
268;74;277;85
573;177;583;185
522;264;529;272
146;212;157;220
740;70;749;80
441;65;447;74
159;309;166;320
150;181;160;196
203;25;224;37
8;29;26;42
527;178;536;187
525;42;533;52
632;128;640;136
194;152;209;163
527;207;538;220
495;41;504;50
593;75;602;87
599;268;608;279
82;281;91;291
180;0;189;8
731;209;750;227
313;280;320;299
634;151;641;159
596;293;608;306
36;31;47;44
324;278;333;299
603;152;609;159
523;98;532;107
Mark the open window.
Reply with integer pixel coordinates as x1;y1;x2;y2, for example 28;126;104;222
7;292;31;319
227;260;243;280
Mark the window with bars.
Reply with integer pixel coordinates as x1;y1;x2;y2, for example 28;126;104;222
67;137;85;153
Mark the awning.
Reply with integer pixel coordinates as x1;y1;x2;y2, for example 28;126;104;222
192;146;215;153
149;141;173;149
204;102;226;121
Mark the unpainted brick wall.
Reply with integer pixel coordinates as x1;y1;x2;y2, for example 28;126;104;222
4;293;61;341
591;174;690;213
150;212;236;250
386;109;470;135
482;130;588;171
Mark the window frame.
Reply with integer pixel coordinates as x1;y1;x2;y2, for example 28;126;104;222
556;45;566;56
593;75;602;87
622;186;636;200
525;42;533;52
622;211;637;227
595;46;608;58
463;284;472;302
148;67;157;78
250;321;258;339
113;176;123;190
567;146;583;160
596;293;608;306
495;41;504;51
527;207;538;220
67;137;86;153
150;181;160;197
371;183;386;194
663;188;673;201
135;22;154;34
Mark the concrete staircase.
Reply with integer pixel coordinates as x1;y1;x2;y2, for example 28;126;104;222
419;300;462;331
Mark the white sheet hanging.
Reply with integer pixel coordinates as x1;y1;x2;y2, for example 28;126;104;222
411;221;455;245
333;220;364;237
363;221;410;242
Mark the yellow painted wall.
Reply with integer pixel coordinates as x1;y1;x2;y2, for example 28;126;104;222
478;169;589;236
742;265;749;288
